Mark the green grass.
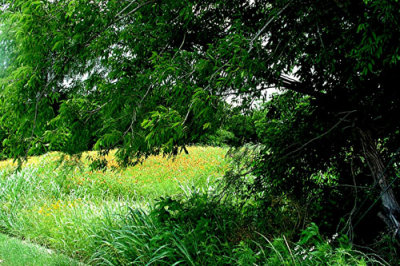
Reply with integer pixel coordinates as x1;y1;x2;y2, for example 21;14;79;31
0;146;228;263
0;233;81;266
0;146;386;265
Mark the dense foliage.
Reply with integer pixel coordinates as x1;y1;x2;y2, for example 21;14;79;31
2;0;400;259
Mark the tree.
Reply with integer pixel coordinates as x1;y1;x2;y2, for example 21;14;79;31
1;0;400;239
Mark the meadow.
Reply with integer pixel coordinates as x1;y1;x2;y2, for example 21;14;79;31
0;146;387;265
0;146;228;263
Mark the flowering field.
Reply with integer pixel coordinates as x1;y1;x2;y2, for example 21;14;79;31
0;146;376;265
0;146;228;261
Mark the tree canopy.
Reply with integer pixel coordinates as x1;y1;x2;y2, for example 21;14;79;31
1;0;400;239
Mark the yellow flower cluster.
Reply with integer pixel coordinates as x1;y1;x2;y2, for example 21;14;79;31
0;152;61;169
37;198;82;216
1;147;228;198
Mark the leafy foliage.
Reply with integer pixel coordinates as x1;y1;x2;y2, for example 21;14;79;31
2;0;400;254
92;188;387;265
2;0;400;162
201;105;259;146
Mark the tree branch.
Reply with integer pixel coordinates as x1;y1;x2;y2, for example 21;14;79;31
281;110;357;159
278;75;326;98
248;2;291;53
84;0;154;48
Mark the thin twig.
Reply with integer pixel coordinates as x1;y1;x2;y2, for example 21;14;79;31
172;33;186;60
248;2;290;52
281;110;357;159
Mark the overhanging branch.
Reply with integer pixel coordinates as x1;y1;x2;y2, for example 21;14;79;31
279;75;326;98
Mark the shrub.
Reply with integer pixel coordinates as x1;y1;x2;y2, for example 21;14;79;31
91;186;244;265
202;129;236;147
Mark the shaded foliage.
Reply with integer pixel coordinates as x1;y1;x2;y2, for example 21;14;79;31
2;0;400;250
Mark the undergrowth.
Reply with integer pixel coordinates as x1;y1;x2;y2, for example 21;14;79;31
0;146;389;264
90;188;387;265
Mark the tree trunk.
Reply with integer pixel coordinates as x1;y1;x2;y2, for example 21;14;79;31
359;129;400;238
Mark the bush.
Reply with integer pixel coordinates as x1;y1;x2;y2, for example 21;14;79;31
232;223;388;265
91;186;245;265
202;129;236;147
200;106;259;147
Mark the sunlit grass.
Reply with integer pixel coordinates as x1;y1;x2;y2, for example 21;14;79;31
0;146;228;262
0;146;382;265
1;146;228;201
0;233;81;266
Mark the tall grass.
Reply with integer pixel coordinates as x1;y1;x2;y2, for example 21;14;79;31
0;146;228;262
88;188;388;265
0;146;387;264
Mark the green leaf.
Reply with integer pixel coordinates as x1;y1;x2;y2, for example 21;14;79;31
52;41;64;51
203;123;211;130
